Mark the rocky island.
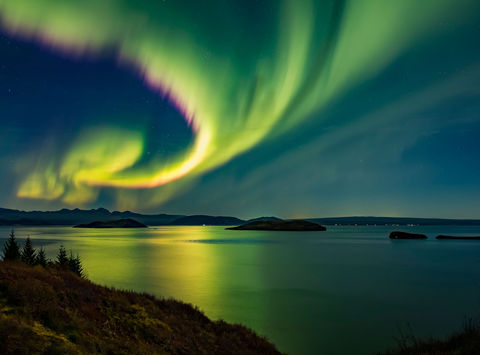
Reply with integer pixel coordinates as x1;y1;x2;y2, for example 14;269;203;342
227;220;326;231
74;218;147;228
389;231;427;239
436;235;480;240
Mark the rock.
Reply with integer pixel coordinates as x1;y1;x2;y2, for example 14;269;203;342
389;231;427;239
436;235;480;240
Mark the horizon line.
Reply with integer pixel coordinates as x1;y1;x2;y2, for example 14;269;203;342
1;206;479;221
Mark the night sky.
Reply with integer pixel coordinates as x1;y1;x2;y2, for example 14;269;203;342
0;0;479;218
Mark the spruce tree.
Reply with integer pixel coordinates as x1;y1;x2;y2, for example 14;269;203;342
56;245;68;266
2;230;20;261
35;247;47;267
68;251;84;277
21;236;36;265
68;250;75;272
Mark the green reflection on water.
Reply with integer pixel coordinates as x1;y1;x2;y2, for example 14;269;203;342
2;225;480;355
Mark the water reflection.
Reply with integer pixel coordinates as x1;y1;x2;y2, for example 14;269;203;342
1;225;480;355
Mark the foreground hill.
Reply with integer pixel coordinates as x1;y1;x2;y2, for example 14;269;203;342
228;220;326;231
74;218;147;228
0;262;280;354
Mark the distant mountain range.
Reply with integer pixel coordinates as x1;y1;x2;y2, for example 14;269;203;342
0;208;243;226
0;207;479;226
0;207;183;226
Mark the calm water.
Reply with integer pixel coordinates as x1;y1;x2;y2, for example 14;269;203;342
1;225;480;354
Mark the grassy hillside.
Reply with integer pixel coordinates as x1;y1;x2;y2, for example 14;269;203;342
0;261;280;354
380;320;480;354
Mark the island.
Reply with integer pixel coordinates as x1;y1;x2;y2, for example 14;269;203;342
389;231;427;239
436;235;480;240
74;218;147;228
227;220;326;231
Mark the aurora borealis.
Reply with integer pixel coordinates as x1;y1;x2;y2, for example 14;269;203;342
1;0;480;217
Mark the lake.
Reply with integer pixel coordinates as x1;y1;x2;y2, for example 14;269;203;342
1;225;480;354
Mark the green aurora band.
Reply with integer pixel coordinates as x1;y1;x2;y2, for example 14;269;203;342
0;0;476;209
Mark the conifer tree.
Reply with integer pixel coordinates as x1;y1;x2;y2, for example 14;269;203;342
21;236;36;265
2;230;20;261
68;251;84;277
68;250;75;271
56;245;68;266
74;254;84;278
35;247;47;267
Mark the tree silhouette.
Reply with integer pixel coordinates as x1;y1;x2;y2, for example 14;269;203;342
21;236;36;265
2;230;20;261
56;245;68;266
68;251;84;277
35;247;47;267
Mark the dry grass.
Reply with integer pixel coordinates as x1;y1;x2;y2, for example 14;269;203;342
380;319;480;355
0;261;281;354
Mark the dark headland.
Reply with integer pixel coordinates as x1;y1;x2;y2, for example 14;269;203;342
227;220;326;231
0;262;280;354
74;218;147;228
389;231;427;239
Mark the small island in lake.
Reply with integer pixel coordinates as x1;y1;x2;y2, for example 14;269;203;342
74;218;147;228
227;219;326;231
436;235;480;240
389;231;427;239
